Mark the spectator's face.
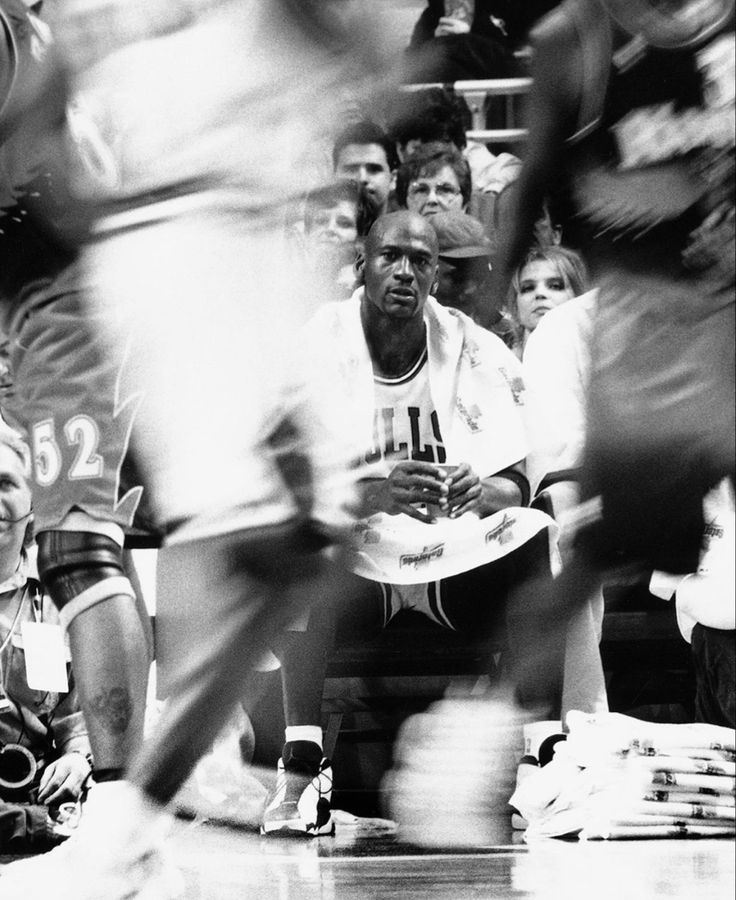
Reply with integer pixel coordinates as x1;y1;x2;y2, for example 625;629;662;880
435;256;491;317
335;144;393;214
362;216;438;320
307;200;358;246
0;445;31;552
406;164;464;217
516;259;574;333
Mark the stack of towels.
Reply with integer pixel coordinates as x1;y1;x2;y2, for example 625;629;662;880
510;712;735;840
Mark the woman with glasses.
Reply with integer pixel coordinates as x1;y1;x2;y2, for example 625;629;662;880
395;143;471;219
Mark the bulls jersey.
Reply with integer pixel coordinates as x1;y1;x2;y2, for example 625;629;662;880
364;348;448;467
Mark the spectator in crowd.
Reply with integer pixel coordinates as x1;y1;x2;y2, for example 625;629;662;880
507;245;588;358
427;208;515;348
395;140;520;251
396;143;472;219
403;0;560;82
0;426;92;854
333;121;399;219
300;180;370;302
387;87;521;195
261;211;560;837
429;209;518;343
429;209;494;320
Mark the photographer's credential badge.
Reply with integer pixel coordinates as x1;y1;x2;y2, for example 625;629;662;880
20;621;69;692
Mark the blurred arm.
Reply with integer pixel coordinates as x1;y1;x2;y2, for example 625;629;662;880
483;12;583;326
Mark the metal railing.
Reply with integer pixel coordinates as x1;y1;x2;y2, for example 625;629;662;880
400;77;531;144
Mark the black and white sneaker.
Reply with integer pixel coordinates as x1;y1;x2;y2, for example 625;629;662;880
261;741;334;837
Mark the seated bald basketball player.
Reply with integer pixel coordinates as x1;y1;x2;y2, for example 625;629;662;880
262;210;559;836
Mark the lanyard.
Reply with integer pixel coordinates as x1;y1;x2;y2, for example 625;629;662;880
29;584;43;624
0;586;29;657
0;586;29;701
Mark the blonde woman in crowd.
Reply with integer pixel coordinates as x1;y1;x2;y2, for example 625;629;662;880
508;245;588;358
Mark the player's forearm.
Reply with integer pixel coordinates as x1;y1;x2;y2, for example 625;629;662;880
484;13;581;325
486;126;568;323
476;472;527;518
487;172;548;319
357;477;389;517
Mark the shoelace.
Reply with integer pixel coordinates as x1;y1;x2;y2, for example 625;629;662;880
52;800;83;837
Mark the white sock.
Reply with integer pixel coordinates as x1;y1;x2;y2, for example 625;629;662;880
285;725;323;750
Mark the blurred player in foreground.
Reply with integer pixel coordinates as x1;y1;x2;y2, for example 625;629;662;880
1;1;401;897
0;0;153;851
387;0;735;846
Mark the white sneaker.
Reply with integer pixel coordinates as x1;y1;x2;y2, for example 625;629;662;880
49;799;83;841
0;781;184;900
510;757;539;831
510;721;567;832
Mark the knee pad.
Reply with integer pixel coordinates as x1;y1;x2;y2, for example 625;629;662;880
36;531;136;629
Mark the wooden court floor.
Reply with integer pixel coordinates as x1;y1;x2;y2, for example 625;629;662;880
1;817;733;898
165;818;734;900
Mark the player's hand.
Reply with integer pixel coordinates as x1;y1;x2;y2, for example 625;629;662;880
370;460;450;523
434;16;471;37
37;752;91;806
445;462;482;518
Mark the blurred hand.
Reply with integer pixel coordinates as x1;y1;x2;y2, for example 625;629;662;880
368;460;450;523
38;753;91;806
445;462;482;518
434;16;471;37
